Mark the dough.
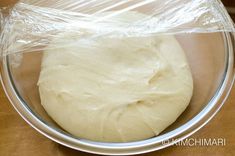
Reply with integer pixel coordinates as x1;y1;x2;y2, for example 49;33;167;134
38;12;193;142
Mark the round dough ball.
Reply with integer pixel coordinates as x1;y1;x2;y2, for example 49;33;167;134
38;12;193;142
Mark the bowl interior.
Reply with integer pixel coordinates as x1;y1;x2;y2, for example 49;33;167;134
6;33;226;142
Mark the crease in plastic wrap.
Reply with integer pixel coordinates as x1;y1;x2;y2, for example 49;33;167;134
0;0;235;56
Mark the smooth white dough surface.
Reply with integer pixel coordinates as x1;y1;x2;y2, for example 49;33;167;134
38;12;193;142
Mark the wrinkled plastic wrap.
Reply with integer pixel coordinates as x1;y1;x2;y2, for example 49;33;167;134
0;0;235;56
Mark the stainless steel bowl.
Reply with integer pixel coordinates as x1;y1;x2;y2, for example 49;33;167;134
1;32;234;155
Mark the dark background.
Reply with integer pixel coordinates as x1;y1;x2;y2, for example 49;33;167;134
223;0;235;6
222;0;235;20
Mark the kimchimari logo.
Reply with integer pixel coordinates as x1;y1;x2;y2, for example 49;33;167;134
162;138;226;147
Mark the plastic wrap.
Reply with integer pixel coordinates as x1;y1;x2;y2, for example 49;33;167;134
0;0;234;56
